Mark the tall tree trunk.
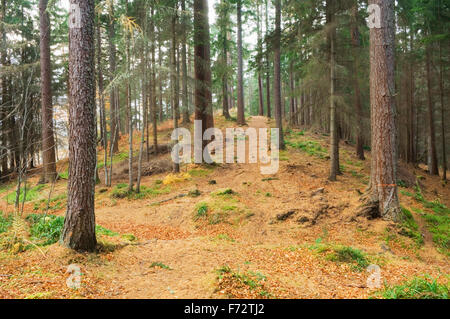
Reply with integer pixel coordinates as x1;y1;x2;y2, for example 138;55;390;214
364;0;401;222
194;0;214;152
265;0;271;118
126;0;133;192
273;0;284;149
236;0;246;125
409;30;416;164
181;0;190;124
158;38;164;123
96;17;108;185
425;43;439;175
39;0;57;183
1;0;9;176
439;41;447;181
328;0;340;181
257;0;264;116
62;0;97;252
289;61;296;126
350;2;365;160
151;6;158;153
220;0;231;119
172;1;180;173
108;2;119;154
137;2;148;193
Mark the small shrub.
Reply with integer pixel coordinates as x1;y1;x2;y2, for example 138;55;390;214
327;246;369;271
194;202;209;220
27;214;64;246
0;213;12;234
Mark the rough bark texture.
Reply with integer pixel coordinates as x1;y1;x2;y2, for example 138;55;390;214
96;17;108;185
39;0;57;182
350;2;365;161
273;0;284;149
62;0;97;252
236;0;245;125
439;42;447;181
172;3;180;173
425;44;439;175
181;0;190;124
265;0;271;118
365;0;401;222
257;0;264;117
108;2;119;154
194;0;214;142
1;0;9;176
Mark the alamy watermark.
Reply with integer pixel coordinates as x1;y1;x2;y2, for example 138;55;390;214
170;121;280;175
66;264;81;289
367;4;382;29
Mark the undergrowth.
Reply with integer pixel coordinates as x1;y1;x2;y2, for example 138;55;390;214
379;275;449;299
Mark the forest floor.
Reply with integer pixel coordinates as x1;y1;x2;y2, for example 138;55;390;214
0;115;448;299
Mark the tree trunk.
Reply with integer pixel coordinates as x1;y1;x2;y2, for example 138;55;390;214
62;0;97;252
265;0;271;118
194;0;214;151
39;0;57;183
350;2;365;160
328;0;339;181
181;0;190;124
425;43;439;175
236;0;246;125
96;17;108;185
289;61;296;126
273;0;284;149
137;2;148;193
439;41;447;180
151;7;158;153
108;2;119;154
1;0;9;176
172;2;180;173
125;0;133;192
364;0;401;222
257;0;264;116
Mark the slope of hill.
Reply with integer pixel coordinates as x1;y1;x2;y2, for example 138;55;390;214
0;115;448;299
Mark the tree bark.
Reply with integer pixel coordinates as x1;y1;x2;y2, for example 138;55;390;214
265;0;271;118
181;0;190;124
257;0;264;116
364;0;401;222
273;0;284;149
62;0;97;252
425;43;439;175
439;41;446;180
172;1;180;173
236;0;246;125
39;0;57;183
350;2;365;160
108;2;119;154
194;0;214;145
96;17;108;185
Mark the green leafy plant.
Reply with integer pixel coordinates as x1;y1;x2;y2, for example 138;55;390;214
27;214;64;246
